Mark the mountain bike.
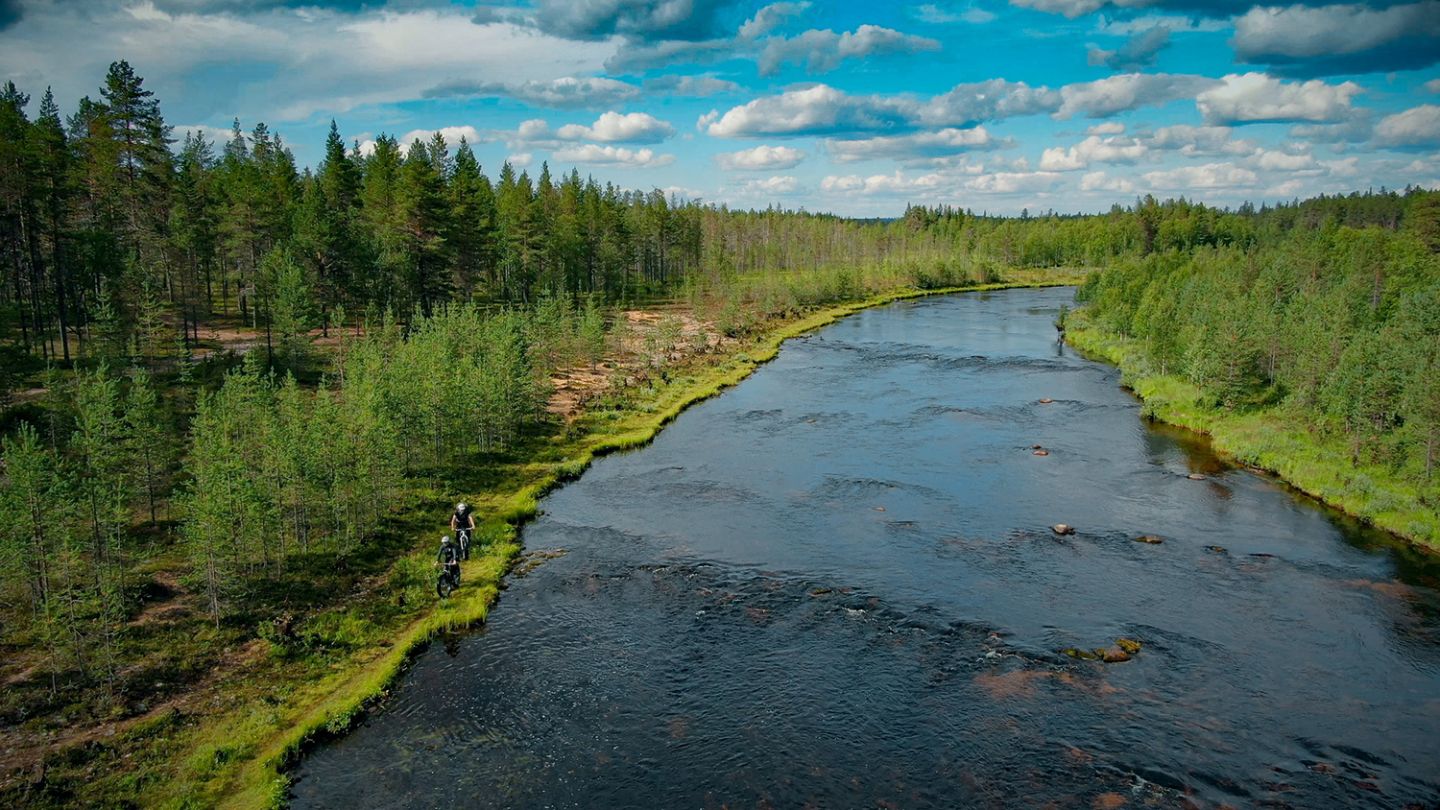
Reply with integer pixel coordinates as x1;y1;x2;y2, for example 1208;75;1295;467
436;562;460;598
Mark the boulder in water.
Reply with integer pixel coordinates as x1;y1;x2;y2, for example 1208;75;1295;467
1061;647;1100;661
1038;397;1054;404
1133;534;1163;544
1187;473;1206;481
1033;449;1050;456
1115;638;1142;655
1052;523;1076;535
1099;646;1132;663
1205;545;1228;554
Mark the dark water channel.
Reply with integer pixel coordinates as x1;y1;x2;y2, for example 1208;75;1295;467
292;288;1440;809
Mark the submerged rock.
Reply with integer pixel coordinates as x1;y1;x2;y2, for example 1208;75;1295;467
1133;534;1163;544
1033;449;1050;456
1052;523;1076;535
1061;647;1100;661
1187;473;1207;481
1205;545;1228;554
1099;646;1132;663
1038;397;1054;404
1115;638;1142;655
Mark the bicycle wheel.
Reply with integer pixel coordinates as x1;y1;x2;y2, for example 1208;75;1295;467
436;572;455;598
460;533;470;560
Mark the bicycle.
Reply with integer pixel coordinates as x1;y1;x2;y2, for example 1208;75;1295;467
455;526;472;561
436;562;460;598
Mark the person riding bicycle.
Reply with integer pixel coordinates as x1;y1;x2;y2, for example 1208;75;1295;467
436;535;461;584
450;501;475;538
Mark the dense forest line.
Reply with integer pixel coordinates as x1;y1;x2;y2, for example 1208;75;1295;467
1;60;1439;804
3;61;1435;375
1075;216;1440;533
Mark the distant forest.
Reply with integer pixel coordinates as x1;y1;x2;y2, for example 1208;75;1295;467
2;61;1436;372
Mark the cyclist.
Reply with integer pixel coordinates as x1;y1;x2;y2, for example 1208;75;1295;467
450;501;476;558
450;501;475;537
436;535;461;588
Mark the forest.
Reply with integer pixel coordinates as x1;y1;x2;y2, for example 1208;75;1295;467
1;60;1438;806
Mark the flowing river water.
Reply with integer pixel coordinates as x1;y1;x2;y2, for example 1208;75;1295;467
291;287;1440;808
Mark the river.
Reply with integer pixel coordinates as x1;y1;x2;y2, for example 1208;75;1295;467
290;287;1440;808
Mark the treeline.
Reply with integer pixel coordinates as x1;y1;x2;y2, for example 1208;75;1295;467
1078;206;1440;499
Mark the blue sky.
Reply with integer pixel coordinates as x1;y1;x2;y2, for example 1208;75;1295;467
1;0;1437;215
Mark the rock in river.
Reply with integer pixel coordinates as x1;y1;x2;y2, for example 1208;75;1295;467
1052;523;1076;535
1133;534;1163;544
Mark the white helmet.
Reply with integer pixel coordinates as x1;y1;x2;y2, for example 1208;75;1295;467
456;502;467;512
441;535;452;545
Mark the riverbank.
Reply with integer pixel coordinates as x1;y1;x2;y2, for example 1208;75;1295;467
1065;312;1440;553
8;272;1082;809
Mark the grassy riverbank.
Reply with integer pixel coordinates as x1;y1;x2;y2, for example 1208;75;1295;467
1066;311;1440;553
10;272;1081;809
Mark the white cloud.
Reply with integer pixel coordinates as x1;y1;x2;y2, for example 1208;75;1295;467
430;76;643;109
1232;2;1440;75
1197;73;1363;125
1080;171;1136;193
1087;25;1170;71
1142;162;1259;190
704;84;914;137
644;74;742;96
716;145;806;170
1428;79;1440;94
758;24;940;76
1145;124;1257;156
739;2;811;39
1057;73;1219;119
508;152;533;168
826;127;1005;162
555;111;675;143
550;144;676;168
739;175;801;194
1039;134;1149;171
1374;104;1440;147
1087;122;1125;135
964;171;1064;193
1249;148;1316;171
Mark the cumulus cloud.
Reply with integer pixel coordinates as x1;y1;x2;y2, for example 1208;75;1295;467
0;5;618;123
1039;134;1149;170
643;74;742;96
555;111;675;143
738;1;809;38
1374;104;1440;148
826;127;1007;162
530;0;744;42
357;126;490;157
911;3;996;23
920;79;1062;125
1080;171;1136;193
1196;73;1362;125
716;144;806;170
1087;25;1170;71
1145;124;1257;156
964;170;1064;193
551;143;675;168
1233;2;1440;77
425;76;642;109
702;84;914;137
757;24;940;76
1057;73;1218;119
737;175;801;193
1142;162;1259;190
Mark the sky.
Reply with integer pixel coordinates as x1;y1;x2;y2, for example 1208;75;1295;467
0;0;1437;216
